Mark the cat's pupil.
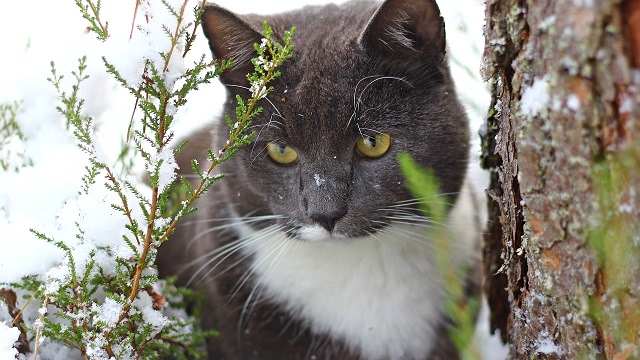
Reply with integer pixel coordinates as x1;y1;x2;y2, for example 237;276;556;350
367;136;376;147
278;145;286;154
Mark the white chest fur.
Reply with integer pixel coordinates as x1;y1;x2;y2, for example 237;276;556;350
234;184;478;360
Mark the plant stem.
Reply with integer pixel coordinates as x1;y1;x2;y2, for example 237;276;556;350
130;0;141;40
33;297;48;360
158;60;279;244
105;167;142;245
87;0;109;37
182;0;207;57
163;0;189;73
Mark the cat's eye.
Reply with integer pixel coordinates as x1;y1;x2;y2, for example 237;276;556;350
356;133;392;158
266;142;298;164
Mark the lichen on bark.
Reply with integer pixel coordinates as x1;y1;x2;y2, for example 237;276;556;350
482;0;640;358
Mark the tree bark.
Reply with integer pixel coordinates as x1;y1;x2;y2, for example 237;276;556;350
482;0;640;358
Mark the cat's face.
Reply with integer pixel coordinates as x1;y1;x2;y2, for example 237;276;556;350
202;0;470;241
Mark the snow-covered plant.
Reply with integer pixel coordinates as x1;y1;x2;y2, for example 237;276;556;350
0;0;294;358
0;102;30;172
399;153;481;360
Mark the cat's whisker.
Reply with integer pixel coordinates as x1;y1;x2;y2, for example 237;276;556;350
356;123;366;139
185;214;282;250
185;238;246;286
250;141;269;164
355;76;413;115
250;123;284;161
247;119;286;132
376;209;423;217
182;214;283;226
189;224;285;286
226;83;285;118
364;225;406;264
387;214;486;238
239;233;294;328
348;75;382;128
396;192;463;201
250;117;287;161
358;127;391;137
371;216;461;240
239;278;270;330
376;226;436;251
230;226;290;300
380;199;458;210
384;215;431;224
188;215;283;265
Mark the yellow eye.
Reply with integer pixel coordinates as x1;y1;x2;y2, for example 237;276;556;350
356;133;392;158
266;142;298;164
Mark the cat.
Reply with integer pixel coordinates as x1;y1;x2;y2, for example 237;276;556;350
156;0;481;359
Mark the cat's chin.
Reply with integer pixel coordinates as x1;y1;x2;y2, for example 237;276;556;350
296;225;350;242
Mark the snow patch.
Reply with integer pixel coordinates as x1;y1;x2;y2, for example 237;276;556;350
536;336;563;356
521;77;550;119
314;173;325;187
132;292;170;338
619;96;633;114
93;297;123;329
148;146;178;193
566;94;581;111
0;322;19;360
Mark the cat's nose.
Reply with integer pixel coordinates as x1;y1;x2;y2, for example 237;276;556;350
309;210;345;232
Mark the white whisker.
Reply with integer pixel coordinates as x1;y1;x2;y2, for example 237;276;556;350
231;226;290;300
188;224;284;286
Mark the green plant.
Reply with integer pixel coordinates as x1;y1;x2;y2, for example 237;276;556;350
0;101;30;171
0;0;295;358
399;153;481;360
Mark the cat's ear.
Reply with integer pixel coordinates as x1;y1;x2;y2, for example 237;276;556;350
201;4;262;86
359;0;445;60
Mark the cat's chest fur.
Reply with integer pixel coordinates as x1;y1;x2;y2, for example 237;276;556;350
233;182;478;360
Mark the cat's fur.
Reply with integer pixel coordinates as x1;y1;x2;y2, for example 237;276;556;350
157;0;481;359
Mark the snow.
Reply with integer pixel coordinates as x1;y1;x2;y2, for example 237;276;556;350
619;96;633;114
0;322;19;360
92;298;123;329
148;146;179;193
132;292;170;338
521;76;550;119
567;94;581;111
0;0;497;358
536;329;564;356
314;173;326;187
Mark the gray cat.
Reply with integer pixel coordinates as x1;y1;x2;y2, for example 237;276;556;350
157;0;481;358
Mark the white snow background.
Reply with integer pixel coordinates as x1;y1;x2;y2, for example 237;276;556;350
0;0;502;358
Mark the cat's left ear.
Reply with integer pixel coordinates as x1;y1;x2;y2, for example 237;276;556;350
201;4;263;86
359;0;445;60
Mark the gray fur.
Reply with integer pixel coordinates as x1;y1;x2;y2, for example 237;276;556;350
157;0;477;358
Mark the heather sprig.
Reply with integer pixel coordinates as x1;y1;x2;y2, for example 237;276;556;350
0;1;294;358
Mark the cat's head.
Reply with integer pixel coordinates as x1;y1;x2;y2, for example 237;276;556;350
201;0;470;241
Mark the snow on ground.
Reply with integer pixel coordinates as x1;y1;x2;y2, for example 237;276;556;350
0;0;502;358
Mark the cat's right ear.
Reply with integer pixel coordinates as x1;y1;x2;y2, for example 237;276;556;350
358;0;445;61
201;4;262;86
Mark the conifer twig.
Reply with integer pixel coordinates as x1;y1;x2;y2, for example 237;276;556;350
86;1;108;37
158;25;295;244
163;0;189;73
183;0;207;57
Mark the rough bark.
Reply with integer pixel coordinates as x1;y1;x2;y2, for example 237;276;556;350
482;0;640;358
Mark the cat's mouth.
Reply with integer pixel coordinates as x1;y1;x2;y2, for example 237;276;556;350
294;224;349;242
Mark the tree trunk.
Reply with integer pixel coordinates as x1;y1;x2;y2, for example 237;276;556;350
481;0;640;358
